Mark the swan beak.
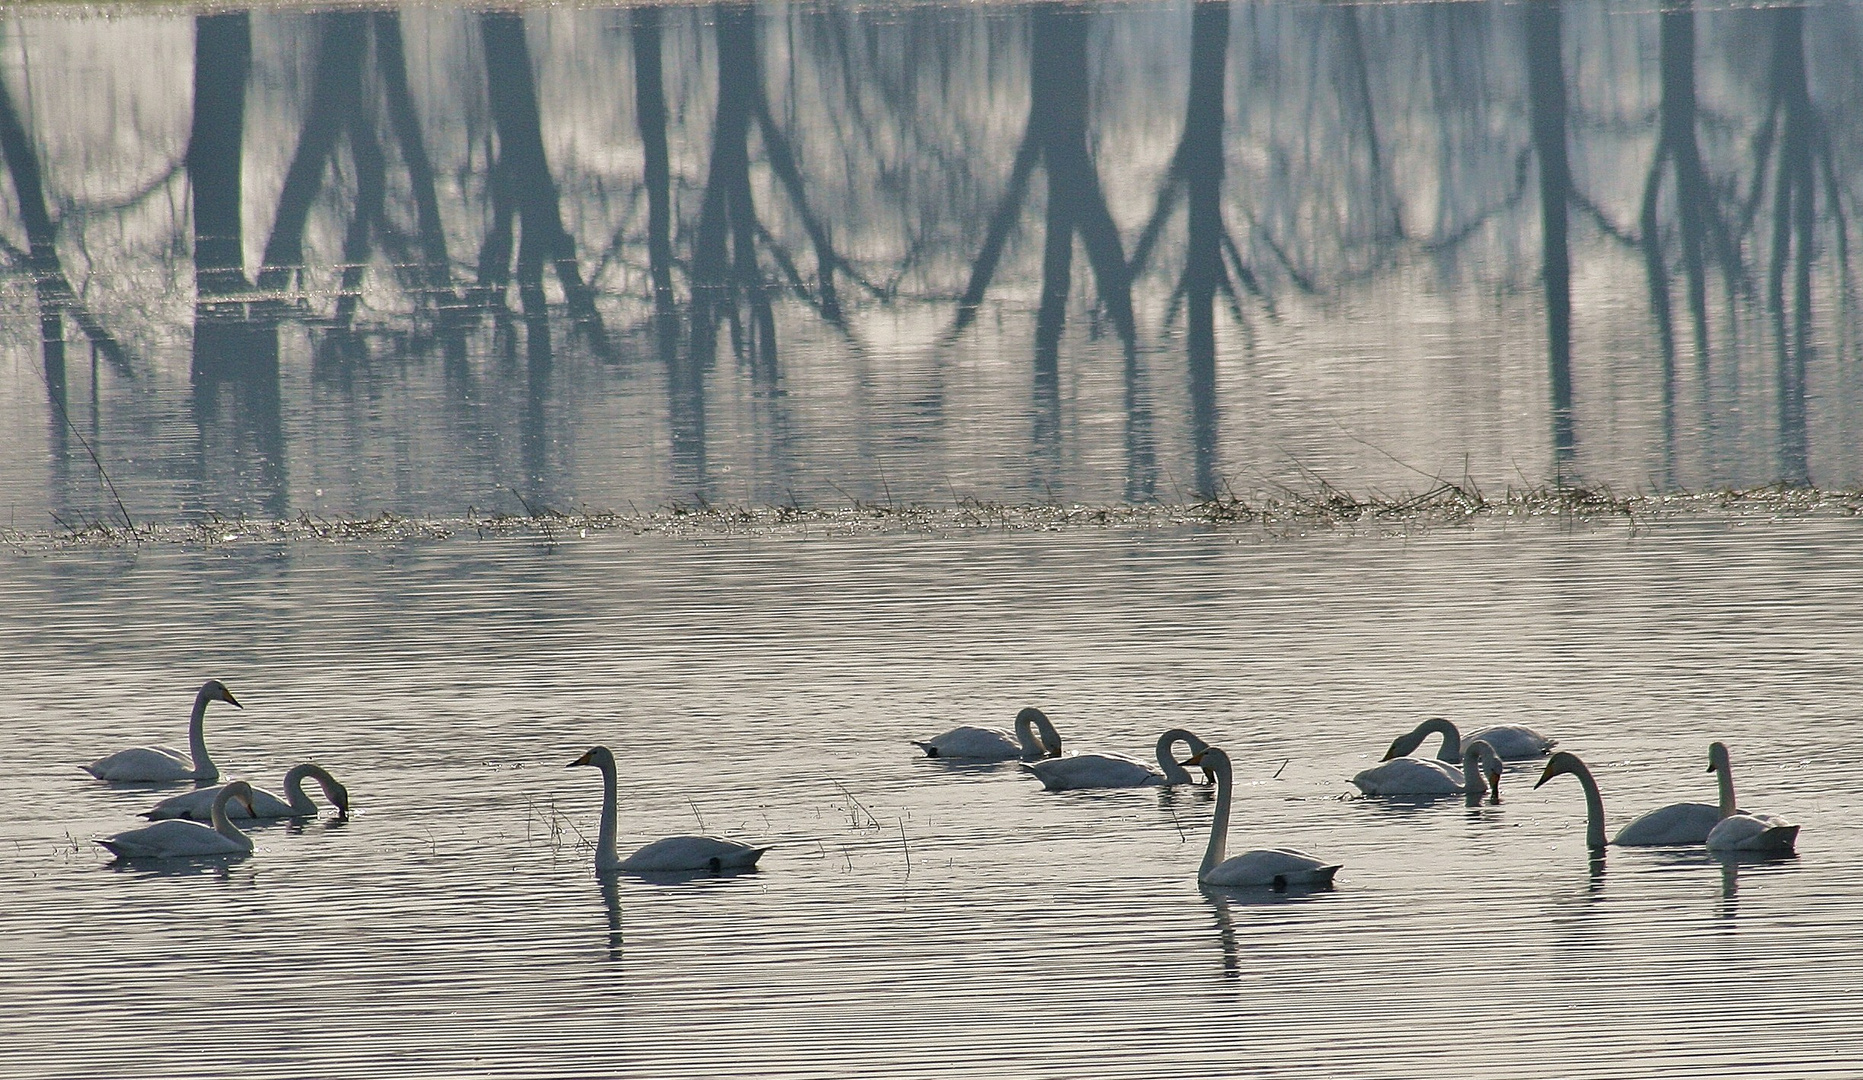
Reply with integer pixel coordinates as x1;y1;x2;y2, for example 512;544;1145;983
1532;764;1555;789
1183;750;1207;766
225;691;243;709
568;751;594;768
1486;771;1502;804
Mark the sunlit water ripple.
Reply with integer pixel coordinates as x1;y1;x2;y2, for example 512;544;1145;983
3;519;1861;1077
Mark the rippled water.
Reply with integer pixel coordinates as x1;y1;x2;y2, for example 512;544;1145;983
5;519;1861;1077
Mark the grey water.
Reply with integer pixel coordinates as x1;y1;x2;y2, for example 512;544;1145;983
5;0;1863;1076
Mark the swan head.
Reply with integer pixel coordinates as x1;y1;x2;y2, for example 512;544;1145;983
200;679;242;709
569;746;616;771
1534;751;1586;789
1381;730;1424;761
1183;746;1231;774
1707;741;1730;774
220;780;258;816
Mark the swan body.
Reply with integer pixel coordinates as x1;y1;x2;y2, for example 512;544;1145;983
82;680;241;782
1353;740;1503;804
1706;812;1798;853
1190;746;1339;889
1384;717;1555;763
1023;728;1210;791
96;782;258;859
144;764;349;820
570;746;767;873
912;707;1061;761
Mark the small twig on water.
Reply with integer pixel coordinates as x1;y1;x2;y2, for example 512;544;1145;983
1273;758;1291;779
687;798;708;833
830;779;880;829
898;818;912;876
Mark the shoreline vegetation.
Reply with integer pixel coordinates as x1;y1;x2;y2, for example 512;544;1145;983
7;480;1862;551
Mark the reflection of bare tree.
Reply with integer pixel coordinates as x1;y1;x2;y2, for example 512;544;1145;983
952;6;1138;484
1756;8;1817;485
689;4;864;382
478;11;608;359
1524;1;1575;466
1639;0;1739;481
1130;1;1236;499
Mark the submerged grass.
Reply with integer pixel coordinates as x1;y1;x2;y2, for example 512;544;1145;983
6;480;1863;551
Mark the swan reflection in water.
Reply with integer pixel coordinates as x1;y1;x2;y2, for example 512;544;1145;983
598;874;623;963
1200;883;1337;981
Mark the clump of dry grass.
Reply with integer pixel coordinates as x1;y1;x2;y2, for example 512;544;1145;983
10;479;1863;551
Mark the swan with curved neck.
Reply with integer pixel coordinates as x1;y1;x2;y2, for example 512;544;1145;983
569;746;767;874
144;764;350;821
1188;747;1340;889
1384;717;1555;763
1353;739;1503;805
912;707;1062;761
1535;744;1739;848
1703;742;1799;853
96;782;259;858
83;680;241;783
1022;728;1210;791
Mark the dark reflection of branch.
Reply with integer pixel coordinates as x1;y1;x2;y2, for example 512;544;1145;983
1524;0;1575;468
374;12;461;322
0;39;131;391
258;13;367;299
478;12;610;357
1765;7;1814;486
632;7;676;322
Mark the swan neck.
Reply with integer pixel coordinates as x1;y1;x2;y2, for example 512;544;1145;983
283;765;330;813
1201;756;1233;876
1014;712;1060;758
1425;718;1460;761
596;757;621;871
209;788;254;850
1715;759;1737;818
1569;761;1608;849
188;690;217;781
1156;731;1192;785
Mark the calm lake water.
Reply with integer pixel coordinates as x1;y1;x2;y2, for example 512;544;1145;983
4;0;1863;1075
4;521;1863;1077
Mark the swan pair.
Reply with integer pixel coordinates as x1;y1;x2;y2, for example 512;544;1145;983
1535;742;1798;853
570;746;767;873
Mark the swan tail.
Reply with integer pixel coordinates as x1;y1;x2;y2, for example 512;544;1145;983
910;741;940;758
1760;825;1799;851
1272;864;1343;891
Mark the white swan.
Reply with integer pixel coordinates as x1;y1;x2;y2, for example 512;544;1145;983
1703;742;1799;853
1384;716;1555;762
82;680;241;782
1188;746;1340;889
912;707;1061;761
1535;747;1735;848
569;746;768;873
1022;728;1210;791
143;764;350;821
96;781;258;859
1351;739;1503;805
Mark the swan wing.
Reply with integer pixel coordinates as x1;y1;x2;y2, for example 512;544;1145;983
1611;801;1721;846
912;726;1019;760
96;819;247;859
1464;725;1556;759
1351;757;1462;796
1023;753;1160;791
618;835;769;873
1201;848;1341;889
83;746;196;782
